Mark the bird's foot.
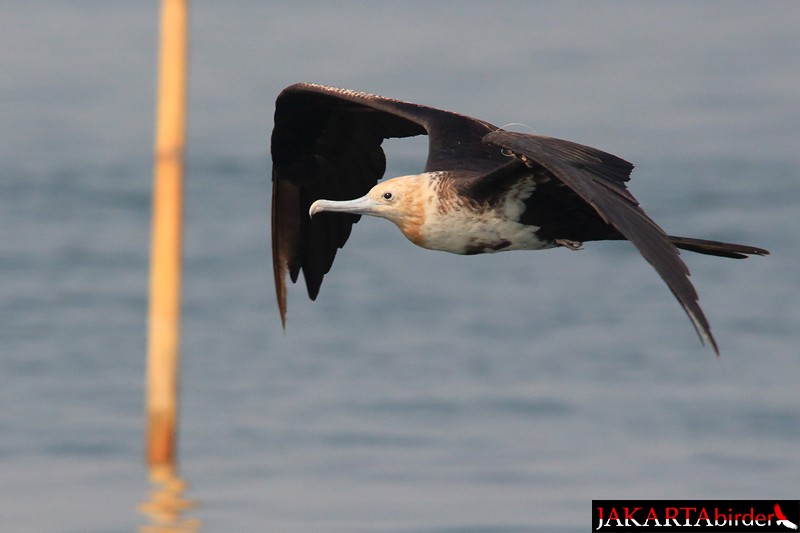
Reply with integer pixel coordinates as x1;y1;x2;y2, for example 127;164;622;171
556;238;583;250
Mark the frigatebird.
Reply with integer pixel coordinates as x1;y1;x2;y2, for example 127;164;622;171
271;82;768;353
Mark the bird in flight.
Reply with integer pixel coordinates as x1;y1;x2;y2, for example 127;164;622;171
271;83;768;353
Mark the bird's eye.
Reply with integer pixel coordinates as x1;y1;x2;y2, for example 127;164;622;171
382;192;393;201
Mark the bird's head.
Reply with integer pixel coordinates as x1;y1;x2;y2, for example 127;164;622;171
309;174;428;246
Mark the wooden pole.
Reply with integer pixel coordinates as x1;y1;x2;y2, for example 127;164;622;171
146;0;189;466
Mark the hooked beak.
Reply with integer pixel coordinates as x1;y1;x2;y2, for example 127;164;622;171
309;195;379;217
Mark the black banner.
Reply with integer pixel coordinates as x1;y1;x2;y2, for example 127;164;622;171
592;500;800;532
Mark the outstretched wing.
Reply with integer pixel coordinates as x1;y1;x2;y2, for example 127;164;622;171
271;83;506;326
483;130;719;354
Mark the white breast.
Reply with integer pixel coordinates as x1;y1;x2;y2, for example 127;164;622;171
419;173;554;255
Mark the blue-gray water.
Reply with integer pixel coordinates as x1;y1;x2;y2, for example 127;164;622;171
1;2;798;532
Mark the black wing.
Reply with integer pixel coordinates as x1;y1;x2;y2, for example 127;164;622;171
271;83;508;326
483;130;719;354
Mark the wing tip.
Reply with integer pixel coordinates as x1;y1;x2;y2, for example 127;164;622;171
274;261;288;330
706;331;721;357
685;305;720;356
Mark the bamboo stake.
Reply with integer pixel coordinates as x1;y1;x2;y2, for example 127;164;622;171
146;0;189;466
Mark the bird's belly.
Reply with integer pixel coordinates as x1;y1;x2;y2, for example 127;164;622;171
420;217;553;255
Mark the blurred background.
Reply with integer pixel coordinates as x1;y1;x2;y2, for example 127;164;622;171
1;2;798;532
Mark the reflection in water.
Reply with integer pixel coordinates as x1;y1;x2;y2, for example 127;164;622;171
139;464;201;532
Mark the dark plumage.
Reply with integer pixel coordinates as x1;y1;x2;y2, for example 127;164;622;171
271;83;768;353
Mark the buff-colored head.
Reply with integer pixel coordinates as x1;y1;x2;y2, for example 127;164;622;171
309;175;428;246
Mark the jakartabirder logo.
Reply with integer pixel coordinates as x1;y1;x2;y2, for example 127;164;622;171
593;500;800;532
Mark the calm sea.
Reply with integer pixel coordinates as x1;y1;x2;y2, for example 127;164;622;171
1;2;798;532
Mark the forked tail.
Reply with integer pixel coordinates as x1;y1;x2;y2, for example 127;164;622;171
669;235;769;259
